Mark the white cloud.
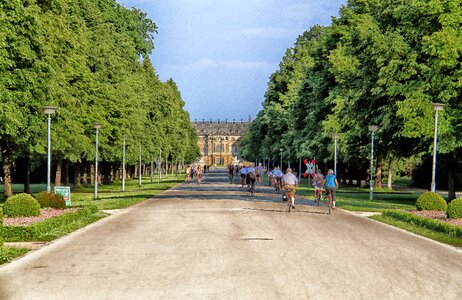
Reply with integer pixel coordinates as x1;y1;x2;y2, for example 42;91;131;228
165;58;276;72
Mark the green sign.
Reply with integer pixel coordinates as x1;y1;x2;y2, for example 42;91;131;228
54;186;71;207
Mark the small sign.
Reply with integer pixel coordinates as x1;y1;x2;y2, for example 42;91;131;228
54;186;71;207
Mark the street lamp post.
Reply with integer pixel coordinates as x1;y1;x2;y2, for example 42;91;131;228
280;148;283;169
122;135;126;192
368;125;378;200
94;123;102;199
333;134;339;175
138;142;142;187
431;103;445;192
43;106;57;193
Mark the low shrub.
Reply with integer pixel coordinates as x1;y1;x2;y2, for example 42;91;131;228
0;207;3;226
447;198;462;219
3;194;41;217
35;191;66;209
415;192;447;211
382;210;462;239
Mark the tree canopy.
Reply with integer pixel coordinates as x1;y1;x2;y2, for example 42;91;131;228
0;0;199;197
242;0;462;198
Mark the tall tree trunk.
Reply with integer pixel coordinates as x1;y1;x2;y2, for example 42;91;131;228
387;159;393;190
90;164;95;185
2;148;13;199
55;160;62;187
83;163;88;187
375;165;382;188
63;161;70;186
24;152;30;194
74;163;81;188
448;162;456;201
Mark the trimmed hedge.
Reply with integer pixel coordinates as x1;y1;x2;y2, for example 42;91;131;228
415;192;447;211
35;192;66;209
0;205;101;242
3;194;41;217
447;198;462;219
382;210;462;239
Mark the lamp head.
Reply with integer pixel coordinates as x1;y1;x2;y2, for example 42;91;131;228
94;122;102;129
432;103;445;111
368;125;378;133
43;106;57;115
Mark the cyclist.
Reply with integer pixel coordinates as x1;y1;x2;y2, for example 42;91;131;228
240;164;248;188
227;163;235;184
255;163;264;186
312;168;324;204
323;169;338;210
185;165;191;184
282;168;298;209
246;163;256;196
271;167;283;192
196;165;203;184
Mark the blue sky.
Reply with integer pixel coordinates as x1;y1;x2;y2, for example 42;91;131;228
117;0;346;120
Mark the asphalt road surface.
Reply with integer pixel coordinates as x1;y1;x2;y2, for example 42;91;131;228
1;169;461;299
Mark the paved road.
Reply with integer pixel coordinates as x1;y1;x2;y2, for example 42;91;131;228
1;169;461;299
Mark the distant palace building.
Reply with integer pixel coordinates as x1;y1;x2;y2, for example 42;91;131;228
193;118;250;165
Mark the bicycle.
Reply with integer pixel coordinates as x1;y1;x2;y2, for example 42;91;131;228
284;185;296;212
322;188;333;214
274;177;281;193
313;187;322;206
247;182;255;197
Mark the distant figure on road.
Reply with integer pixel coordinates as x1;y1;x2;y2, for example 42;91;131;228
240;164;248;188
228;163;234;184
323;169;338;210
196;165;203;184
185;165;191;184
255;163;264;186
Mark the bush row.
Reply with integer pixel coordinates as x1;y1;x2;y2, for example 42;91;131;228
0;206;101;242
2;192;67;218
382;210;462;239
0;207;3;226
447;198;462;219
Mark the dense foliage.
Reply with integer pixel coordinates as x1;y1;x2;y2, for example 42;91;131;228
35;192;66;209
241;0;462;198
0;0;199;198
447;198;462;219
3;194;41;217
415;192;447;211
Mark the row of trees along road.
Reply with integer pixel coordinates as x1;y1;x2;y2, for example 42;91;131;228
241;0;462;200
0;0;200;198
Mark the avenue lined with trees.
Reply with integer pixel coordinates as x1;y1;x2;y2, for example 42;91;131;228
241;0;462;200
0;0;200;199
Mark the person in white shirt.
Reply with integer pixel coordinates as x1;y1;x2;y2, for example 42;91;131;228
282;168;299;209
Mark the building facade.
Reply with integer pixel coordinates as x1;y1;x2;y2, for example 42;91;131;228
193;119;250;166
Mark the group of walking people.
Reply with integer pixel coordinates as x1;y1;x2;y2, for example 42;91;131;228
185;164;206;184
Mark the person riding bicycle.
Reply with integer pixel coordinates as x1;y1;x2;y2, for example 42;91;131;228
312;168;324;204
282;168;298;209
246;163;256;195
240;164;248;187
227;163;235;184
185;165;191;184
255;163;264;186
271;167;283;191
196;165;203;184
323;169;338;210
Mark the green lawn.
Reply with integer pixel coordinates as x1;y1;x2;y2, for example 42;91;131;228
370;214;462;246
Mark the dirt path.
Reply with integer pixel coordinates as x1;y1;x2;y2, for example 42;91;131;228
1;169;461;299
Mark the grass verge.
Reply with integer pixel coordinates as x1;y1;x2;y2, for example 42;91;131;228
0;206;104;242
370;211;462;246
0;246;30;264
